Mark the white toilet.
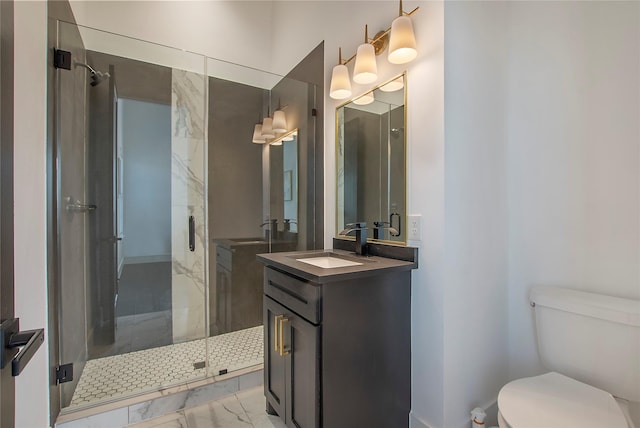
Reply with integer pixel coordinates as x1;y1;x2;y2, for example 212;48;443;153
497;286;640;428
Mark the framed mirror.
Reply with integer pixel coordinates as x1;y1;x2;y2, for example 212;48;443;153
336;73;406;244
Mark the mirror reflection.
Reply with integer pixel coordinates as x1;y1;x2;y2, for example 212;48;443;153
269;130;299;240
337;74;406;244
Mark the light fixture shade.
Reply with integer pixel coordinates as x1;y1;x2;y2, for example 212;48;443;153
353;92;375;105
353;43;378;84
329;64;352;100
388;15;417;64
380;76;404;92
252;124;266;144
272;110;287;133
261;117;275;139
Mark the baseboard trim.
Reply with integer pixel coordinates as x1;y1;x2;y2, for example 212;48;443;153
484;399;499;427
410;398;499;428
452;398;499;428
123;255;171;265
410;411;433;428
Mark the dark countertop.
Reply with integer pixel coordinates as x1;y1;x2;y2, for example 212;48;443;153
214;238;269;250
256;248;418;283
214;237;297;251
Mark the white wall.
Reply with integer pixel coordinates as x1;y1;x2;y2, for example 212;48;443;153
443;2;510;427
69;1;274;75
13;1;49;427
119;98;172;263
506;1;640;379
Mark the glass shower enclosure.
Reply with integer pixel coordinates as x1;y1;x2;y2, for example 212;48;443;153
50;20;318;419
54;21;208;410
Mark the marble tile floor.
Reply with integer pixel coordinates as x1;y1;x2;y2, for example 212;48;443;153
70;326;263;408
127;386;286;428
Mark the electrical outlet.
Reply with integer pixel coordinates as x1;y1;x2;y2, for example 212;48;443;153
408;214;421;241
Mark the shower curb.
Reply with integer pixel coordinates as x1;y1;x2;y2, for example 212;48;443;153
55;365;264;427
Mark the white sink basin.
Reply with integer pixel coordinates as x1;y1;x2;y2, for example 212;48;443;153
296;256;363;269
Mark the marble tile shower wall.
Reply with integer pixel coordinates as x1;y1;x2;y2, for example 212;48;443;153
171;69;207;343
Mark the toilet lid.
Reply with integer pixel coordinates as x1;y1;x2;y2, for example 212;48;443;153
498;372;628;428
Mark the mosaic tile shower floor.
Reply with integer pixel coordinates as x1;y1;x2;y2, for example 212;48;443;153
69;326;264;408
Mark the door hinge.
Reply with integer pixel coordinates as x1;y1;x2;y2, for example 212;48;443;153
53;49;72;70
311;108;317;117
56;363;73;384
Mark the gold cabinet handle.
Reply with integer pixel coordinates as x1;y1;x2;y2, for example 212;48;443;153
279;317;290;356
274;315;283;352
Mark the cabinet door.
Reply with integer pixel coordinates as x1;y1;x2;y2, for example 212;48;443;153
264;297;287;418
215;264;231;334
284;311;319;428
265;296;320;428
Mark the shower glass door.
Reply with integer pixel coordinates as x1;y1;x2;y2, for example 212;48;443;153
206;59;317;377
55;21;208;411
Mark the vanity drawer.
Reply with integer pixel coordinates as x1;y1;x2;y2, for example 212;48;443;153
264;267;321;324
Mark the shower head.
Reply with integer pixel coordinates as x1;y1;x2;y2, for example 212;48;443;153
90;70;110;86
74;61;110;86
390;127;404;138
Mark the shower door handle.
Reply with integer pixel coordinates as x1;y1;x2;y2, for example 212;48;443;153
188;216;195;252
65;196;96;213
390;212;401;237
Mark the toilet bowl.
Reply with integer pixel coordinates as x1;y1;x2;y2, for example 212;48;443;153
497;372;633;428
496;286;640;428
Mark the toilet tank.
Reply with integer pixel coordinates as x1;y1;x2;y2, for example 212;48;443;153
531;286;640;402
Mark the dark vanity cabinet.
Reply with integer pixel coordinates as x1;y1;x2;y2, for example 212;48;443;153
259;245;417;428
213;242;268;335
213;239;298;335
264;294;319;428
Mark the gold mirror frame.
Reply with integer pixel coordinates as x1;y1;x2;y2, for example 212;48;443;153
268;128;298;146
335;72;408;245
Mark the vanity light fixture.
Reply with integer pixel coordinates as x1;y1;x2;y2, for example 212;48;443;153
353;25;378;85
272;108;287;134
261;116;275;139
329;48;352;100
252;123;266;144
379;75;404;92
352;92;375;105
270;129;297;146
251;102;292;145
388;0;417;64
328;0;418;100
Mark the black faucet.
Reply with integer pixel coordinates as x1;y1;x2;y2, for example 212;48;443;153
283;219;297;232
373;221;400;240
260;219;278;240
339;222;368;255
